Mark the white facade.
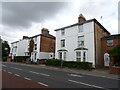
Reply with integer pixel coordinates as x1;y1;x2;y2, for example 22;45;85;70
10;38;29;59
30;36;55;62
55;21;95;66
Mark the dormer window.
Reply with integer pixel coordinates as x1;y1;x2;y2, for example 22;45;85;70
61;29;65;35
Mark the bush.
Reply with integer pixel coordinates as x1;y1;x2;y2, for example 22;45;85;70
46;59;92;69
108;45;120;66
14;56;30;62
46;59;62;66
2;57;7;61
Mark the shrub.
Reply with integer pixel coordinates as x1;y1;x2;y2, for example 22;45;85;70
46;59;92;69
108;45;120;66
46;59;62;66
2;57;7;61
14;56;30;62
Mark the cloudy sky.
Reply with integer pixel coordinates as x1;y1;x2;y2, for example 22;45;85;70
0;0;119;44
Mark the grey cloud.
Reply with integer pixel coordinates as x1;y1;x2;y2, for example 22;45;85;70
2;2;69;29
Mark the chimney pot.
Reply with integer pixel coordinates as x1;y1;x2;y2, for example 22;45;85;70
78;14;86;23
41;28;49;34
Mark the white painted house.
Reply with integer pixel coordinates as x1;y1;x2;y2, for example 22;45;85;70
10;36;30;60
10;28;55;63
30;28;55;62
55;14;110;67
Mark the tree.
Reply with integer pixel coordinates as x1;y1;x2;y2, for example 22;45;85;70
2;40;10;61
108;45;120;66
2;41;10;57
28;39;34;56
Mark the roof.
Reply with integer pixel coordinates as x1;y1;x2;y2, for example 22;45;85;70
101;34;120;40
74;47;88;51
30;33;55;40
11;41;19;44
55;18;110;34
57;49;68;52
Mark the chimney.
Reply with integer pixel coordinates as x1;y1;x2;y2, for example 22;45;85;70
23;36;29;39
41;28;49;34
78;14;86;23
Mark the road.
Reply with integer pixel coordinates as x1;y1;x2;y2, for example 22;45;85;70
2;62;119;89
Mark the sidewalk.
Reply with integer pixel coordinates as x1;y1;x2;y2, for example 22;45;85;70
10;62;119;80
2;71;47;88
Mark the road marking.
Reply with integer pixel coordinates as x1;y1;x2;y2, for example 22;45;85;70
80;72;118;80
10;67;22;70
24;77;31;81
68;79;110;90
29;71;39;74
29;71;50;77
8;72;12;74
39;73;50;77
15;74;20;77
2;65;7;67
38;82;48;87
68;74;83;77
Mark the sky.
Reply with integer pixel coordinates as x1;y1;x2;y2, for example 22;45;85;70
0;0;119;45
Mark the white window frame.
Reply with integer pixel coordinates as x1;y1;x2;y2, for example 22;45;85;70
59;52;62;60
76;52;81;61
63;52;66;60
78;36;84;47
61;29;65;35
107;40;113;46
83;51;86;62
79;25;83;32
61;39;65;47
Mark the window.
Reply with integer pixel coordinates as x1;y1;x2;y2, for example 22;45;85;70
34;44;37;50
59;52;62;59
64;52;66;60
34;53;37;60
83;51;86;62
107;40;113;46
61;29;65;35
61;39;65;47
76;52;81;61
78;36;84;47
35;37;37;42
79;25;83;32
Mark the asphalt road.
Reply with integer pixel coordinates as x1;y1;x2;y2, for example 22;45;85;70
2;62;119;89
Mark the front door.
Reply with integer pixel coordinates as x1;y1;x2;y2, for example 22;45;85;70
104;53;110;67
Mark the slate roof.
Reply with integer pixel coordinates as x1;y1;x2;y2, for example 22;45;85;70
30;33;55;40
101;34;120;40
74;47;88;50
55;19;110;35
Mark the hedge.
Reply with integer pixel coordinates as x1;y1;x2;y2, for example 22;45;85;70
2;57;7;61
46;59;92;69
14;56;30;62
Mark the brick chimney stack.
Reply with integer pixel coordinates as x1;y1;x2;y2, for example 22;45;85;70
23;36;29;39
41;28;49;34
78;14;86;23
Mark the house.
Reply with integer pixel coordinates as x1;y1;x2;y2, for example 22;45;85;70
55;14;110;67
30;28;55;62
10;28;55;63
10;36;30;60
101;34;120;67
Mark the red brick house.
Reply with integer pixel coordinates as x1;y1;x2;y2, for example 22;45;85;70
101;34;120;67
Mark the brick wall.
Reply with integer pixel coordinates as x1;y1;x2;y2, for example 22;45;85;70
101;37;120;67
109;57;120;74
94;23;109;67
40;36;55;53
